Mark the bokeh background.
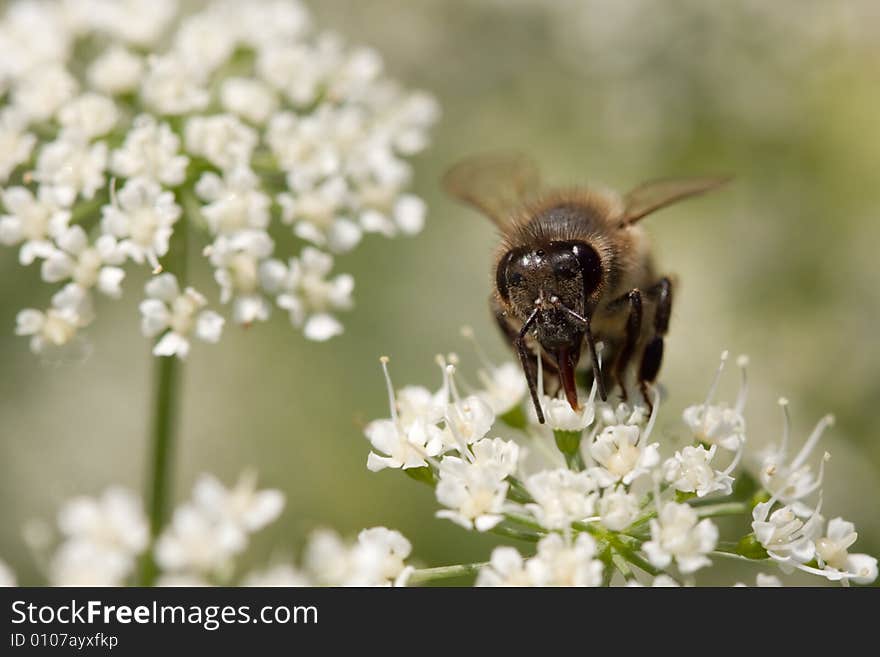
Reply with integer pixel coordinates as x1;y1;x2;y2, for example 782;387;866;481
2;0;879;585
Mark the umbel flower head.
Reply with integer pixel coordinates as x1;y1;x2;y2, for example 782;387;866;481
0;0;438;358
361;335;878;587
13;470;414;587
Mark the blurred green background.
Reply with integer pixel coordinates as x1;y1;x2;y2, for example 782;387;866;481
2;0;879;585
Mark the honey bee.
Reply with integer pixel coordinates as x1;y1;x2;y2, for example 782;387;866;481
443;153;729;424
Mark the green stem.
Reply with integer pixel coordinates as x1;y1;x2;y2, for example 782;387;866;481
693;501;749;519
139;356;180;585
407;562;488;586
138;189;191;586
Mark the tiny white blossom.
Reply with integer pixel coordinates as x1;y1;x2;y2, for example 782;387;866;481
303;526;412;587
208;230;275;325
111;115;189;186
589;424;660;487
734;573;784;587
185;114;257;172
16;283;93;353
139;273;224;358
814;517;878;585
364;358;445;472
526;533;604;587
278;176;362;252
57;93;119;140
196;168;270;235
192;471;285;534
751;499;822;568
476;546;534;587
13;64;77;122
49;486;148;586
35;135;107;206
87;46;144;96
220;77;279;126
268;247;353;341
759;400;832;516
41;226;125;297
598;485;641;531
435;455;509;532
524;468;598;530
141;54;209;116
643;501;718;574
155;503;246;575
101;177;181;270
0;108;36;183
682;352;748;451
663;444;736;498
0;186;70;264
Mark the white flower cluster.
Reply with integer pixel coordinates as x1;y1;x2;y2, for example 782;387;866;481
12;470;412;587
0;0;438;357
363;341;878;587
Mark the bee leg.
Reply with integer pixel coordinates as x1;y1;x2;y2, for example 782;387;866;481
492;297;558;385
492;298;547;423
638;276;673;409
609;289;643;402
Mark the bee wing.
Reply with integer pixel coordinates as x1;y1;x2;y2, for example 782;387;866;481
622;176;732;224
442;152;542;226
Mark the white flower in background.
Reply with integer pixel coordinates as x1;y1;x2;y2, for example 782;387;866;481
682;352;749;451
813;518;877;585
589;424;660;487
12;64;77;122
643;502;718;574
303;527;413;586
111;115;189;186
758;399;832;516
595;401;648;430
734;573;784;587
751;500;822;569
101;178;181;270
35;136;107;206
155;504;245;576
2;0;437;356
220;77;279;126
365;358;445;472
16;283;93;354
196;168;271;235
435;456;509;531
192;471;284;534
91;0;178;47
56;487;148;556
359;191;426;238
208;230;275;325
351;527;413;586
525;469;597;530
459;326;528;416
87;46;144;96
278;176;362;252
265;247;353;341
0;186;70;265
242;564;310;587
49;486;148;586
526;534;604;587
41;226;125;298
598;486;641;531
57;93;119;140
139;273;224;358
476;546;534;587
185;114;257;172
0;559;15;586
0;108;36;183
663;444;737;498
141;54;209;116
